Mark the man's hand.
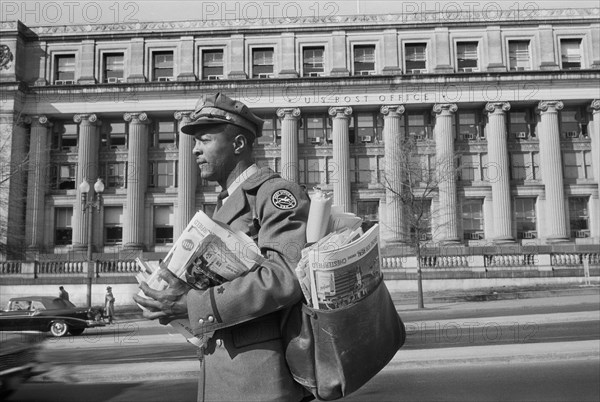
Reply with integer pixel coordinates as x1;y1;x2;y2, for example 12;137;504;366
133;267;191;323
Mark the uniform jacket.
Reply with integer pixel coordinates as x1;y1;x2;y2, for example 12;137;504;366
187;166;310;402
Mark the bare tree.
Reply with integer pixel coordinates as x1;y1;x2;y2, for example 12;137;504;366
382;134;461;308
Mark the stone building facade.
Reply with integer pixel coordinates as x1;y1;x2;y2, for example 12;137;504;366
0;8;599;259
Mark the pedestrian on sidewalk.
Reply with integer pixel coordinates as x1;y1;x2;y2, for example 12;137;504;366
104;286;115;324
58;286;69;301
134;93;311;402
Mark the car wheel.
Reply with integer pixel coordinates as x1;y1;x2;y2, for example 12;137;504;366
49;321;68;337
68;327;85;336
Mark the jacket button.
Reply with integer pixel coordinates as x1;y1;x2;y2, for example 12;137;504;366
198;318;204;324
207;315;215;323
216;339;223;347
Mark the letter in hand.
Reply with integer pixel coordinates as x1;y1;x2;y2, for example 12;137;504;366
133;267;191;324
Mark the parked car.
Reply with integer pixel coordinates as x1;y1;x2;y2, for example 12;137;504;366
0;296;105;337
0;332;46;398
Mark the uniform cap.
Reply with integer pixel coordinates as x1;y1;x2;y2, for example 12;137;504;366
181;93;263;137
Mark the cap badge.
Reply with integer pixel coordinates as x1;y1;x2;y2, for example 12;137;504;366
272;189;297;210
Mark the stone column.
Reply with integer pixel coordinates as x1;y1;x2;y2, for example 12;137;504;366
279;32;298;77
123;112;150;250
485;102;513;242
328;106;353;212
78;39;96;84
174;111;197;238
486;26;505;72
228;35;246;79
432;103;460;243
537;101;568;241
331;31;349;76
433;27;453;73
382;29;402;75
72;114;101;250
539;25;559;71
380;105;406;242
276;108;301;183
25;115;52;250
128;38;146;83
589;100;600;186
177;36;196;81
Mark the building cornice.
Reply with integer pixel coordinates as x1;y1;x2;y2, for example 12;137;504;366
1;8;598;39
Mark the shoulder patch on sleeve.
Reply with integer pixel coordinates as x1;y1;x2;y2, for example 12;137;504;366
271;189;298;210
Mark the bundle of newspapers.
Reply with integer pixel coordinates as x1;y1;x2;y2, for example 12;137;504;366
296;189;382;310
135;210;265;348
136;189;382;347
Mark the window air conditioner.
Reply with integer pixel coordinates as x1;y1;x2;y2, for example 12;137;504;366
358;70;375;76
574;230;590;238
462;133;476;140
360;135;373;143
514;66;527;71
311;137;322;144
106;77;119;83
565;131;579;138
157;76;173;82
467;232;484;240
55;80;75;85
207;75;223;80
61;146;72;152
411;69;427;74
520;231;537;239
515;131;528;139
460;67;479;73
308;72;324;77
257;73;273;78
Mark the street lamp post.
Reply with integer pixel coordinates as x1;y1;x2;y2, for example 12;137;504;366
79;178;105;307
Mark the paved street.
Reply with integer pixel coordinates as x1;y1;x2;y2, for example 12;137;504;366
6;288;600;401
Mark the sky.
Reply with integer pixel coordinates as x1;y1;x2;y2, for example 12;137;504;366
1;0;599;26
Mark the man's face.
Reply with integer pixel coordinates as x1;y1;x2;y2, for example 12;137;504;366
192;126;236;184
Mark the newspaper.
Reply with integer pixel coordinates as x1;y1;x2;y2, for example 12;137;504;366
136;210;265;347
307;224;381;310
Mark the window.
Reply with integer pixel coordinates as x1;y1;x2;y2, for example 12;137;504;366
357;200;379;231
569;197;590;238
153;51;174;81
406;111;432;140
563;151;594;180
560;39;582;70
103;53;124;83
560;107;588;138
459;154;479;182
101;121;127;149
456;110;483;140
508;109;536;139
202;49;224;79
52;122;78;150
353;45;375;75
462;199;484;240
104;206;123;245
51;163;76;189
254;113;280;145
252;48;274;78
149;161;176;188
154;205;174;244
354;156;377;184
508;40;531;71
351;112;382;144
102;162;126;189
301;157;325;185
514;198;537;238
54;54;75;84
302;47;324;77
302;113;331;143
510;152;540;181
410;199;432;241
404;43;427;73
153;120;177;148
456;41;479;72
54;207;73;245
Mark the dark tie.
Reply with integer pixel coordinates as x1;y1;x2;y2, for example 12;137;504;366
215;189;229;212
